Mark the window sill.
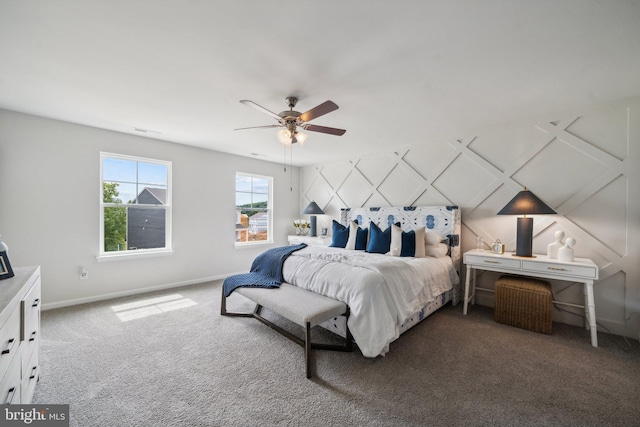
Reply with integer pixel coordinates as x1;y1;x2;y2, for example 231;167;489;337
234;241;275;249
96;249;174;262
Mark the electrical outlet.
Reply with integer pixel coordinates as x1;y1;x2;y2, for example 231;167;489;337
80;268;88;280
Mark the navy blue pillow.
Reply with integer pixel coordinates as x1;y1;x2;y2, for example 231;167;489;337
330;220;349;248
355;227;368;250
400;229;416;257
366;222;392;254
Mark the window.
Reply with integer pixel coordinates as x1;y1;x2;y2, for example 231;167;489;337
100;153;172;257
235;173;272;244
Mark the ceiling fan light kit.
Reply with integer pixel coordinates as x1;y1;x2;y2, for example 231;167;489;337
236;96;346;146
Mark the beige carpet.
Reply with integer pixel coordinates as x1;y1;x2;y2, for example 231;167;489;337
33;280;640;426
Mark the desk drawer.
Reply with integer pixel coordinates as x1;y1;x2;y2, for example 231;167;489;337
522;260;598;279
466;254;522;269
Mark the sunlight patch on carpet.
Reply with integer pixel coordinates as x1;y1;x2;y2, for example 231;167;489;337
111;294;197;322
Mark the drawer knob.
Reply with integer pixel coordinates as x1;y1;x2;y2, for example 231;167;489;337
483;260;501;264
1;338;15;355
548;267;568;271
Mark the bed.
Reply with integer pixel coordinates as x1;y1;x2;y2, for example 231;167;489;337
281;205;461;357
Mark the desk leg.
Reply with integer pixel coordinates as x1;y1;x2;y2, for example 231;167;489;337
471;268;477;305
584;281;598;347
463;265;472;315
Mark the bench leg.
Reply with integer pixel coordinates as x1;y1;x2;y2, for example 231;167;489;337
305;322;312;379
220;289;254;318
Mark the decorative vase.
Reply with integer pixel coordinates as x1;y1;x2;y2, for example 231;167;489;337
295;227;302;235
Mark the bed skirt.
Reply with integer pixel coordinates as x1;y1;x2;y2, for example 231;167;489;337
319;289;453;340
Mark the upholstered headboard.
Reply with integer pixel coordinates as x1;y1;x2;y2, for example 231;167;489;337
340;206;461;276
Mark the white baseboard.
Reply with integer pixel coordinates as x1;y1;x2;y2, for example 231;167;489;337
41;273;240;311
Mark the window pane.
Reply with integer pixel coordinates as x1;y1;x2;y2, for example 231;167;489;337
252;177;269;194
104;206;127;252
138;162;167;186
134;186;167;205
247;212;269;241
235;175;252;192
127;207;166;250
236;192;251;207
252;193;268;206
103;158;136;182
104;182;137;204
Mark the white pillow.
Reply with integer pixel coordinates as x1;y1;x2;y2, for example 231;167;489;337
387;224;402;256
414;227;426;257
424;231;443;245
345;221;359;250
425;243;449;258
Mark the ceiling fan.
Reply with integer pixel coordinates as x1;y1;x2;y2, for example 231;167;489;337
235;96;346;144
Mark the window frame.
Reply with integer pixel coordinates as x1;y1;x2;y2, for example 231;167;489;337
98;152;173;261
235;172;273;247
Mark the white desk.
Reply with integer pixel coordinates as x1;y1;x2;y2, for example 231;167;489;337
463;250;600;347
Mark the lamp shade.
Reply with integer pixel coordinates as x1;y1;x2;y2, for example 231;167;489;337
302;201;324;215
497;189;556;215
497;188;556;257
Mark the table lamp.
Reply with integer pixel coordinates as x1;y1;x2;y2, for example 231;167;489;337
303;201;324;237
497;187;556;257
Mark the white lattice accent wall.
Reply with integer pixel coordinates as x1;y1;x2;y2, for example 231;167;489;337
301;96;640;339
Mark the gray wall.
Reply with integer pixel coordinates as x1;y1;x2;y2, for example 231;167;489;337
301;96;640;339
0;110;300;308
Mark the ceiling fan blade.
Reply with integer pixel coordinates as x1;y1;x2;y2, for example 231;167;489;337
239;100;282;121
303;124;346;136
234;124;282;131
299;100;339;122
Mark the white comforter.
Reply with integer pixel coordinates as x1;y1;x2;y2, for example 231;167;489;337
282;246;459;357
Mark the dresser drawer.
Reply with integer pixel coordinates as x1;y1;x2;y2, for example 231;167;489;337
0;306;21;378
0;350;21;404
22;277;41;342
522;260;598;280
465;254;522;270
21;346;39;404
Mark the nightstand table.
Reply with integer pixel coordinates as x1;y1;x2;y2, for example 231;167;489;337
463;249;600;347
287;235;332;247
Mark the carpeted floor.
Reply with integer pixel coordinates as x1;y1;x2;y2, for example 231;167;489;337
33;280;640;426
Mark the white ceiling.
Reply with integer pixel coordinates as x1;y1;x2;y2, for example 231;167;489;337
1;1;639;166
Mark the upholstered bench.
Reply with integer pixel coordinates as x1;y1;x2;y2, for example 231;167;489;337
494;275;553;334
221;283;352;378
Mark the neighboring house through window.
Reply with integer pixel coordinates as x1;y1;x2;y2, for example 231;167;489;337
100;153;172;257
235;173;272;244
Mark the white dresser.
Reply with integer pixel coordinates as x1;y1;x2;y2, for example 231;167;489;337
0;266;41;404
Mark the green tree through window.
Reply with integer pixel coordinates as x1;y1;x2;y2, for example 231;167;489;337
103;182;127;252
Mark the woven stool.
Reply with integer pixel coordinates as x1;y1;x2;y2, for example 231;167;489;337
494;275;553;334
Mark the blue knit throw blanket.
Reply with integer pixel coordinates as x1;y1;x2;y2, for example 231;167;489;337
223;243;307;297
